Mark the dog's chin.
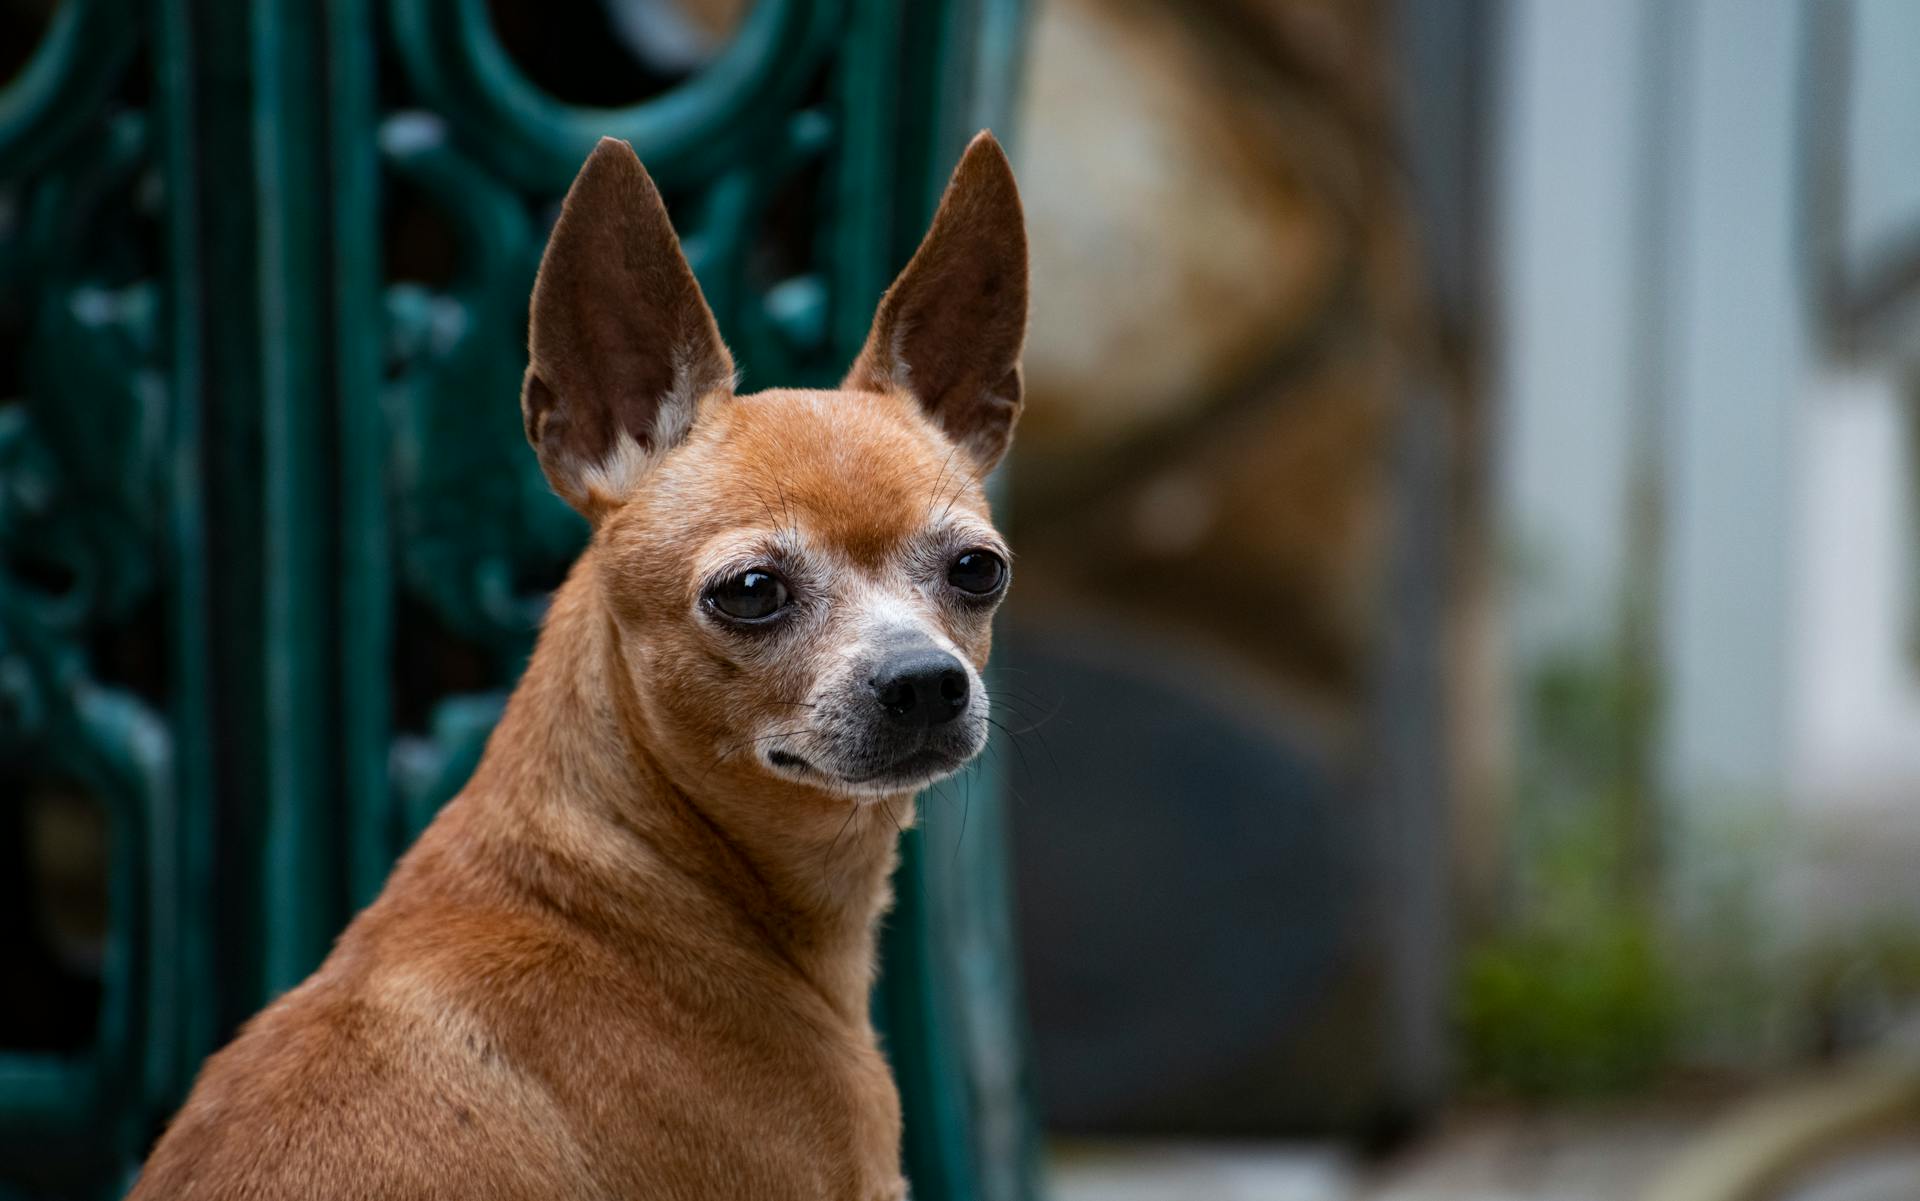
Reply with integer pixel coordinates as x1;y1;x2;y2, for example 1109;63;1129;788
763;741;982;799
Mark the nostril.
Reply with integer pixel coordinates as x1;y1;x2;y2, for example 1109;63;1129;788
877;677;917;716
938;669;968;711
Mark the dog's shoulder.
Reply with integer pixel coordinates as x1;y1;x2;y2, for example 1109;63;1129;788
127;966;604;1199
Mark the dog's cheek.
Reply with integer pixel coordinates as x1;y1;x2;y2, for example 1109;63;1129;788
622;636;730;757
971;627;994;669
935;611;995;669
671;636;817;752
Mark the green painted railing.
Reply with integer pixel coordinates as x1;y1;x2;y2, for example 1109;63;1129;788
0;2;1039;1197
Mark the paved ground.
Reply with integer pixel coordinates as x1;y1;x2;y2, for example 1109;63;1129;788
1781;1143;1920;1201
1050;1141;1356;1201
1363;1106;1708;1201
1046;1102;1920;1201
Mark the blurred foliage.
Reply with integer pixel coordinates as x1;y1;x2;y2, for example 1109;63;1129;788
1459;905;1672;1096
1799;916;1920;1053
1459;637;1920;1092
1458;649;1677;1097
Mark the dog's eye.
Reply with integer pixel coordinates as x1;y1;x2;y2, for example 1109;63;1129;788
947;550;1008;596
706;569;791;623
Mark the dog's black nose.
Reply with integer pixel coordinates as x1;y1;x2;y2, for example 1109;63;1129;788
872;650;970;728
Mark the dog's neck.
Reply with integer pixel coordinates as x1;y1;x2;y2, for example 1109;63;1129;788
461;551;908;1022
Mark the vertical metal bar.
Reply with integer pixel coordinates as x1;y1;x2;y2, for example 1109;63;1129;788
328;0;391;913
191;0;345;1022
253;0;345;998
829;0;900;357
150;0;215;1120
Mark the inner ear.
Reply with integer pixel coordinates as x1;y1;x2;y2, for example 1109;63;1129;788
844;131;1028;473
522;137;734;518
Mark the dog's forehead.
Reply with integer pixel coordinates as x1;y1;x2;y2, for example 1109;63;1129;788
645;388;987;564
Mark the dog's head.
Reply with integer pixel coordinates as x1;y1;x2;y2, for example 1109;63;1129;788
522;134;1025;801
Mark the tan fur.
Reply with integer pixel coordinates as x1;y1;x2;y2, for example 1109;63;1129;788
131;133;1027;1200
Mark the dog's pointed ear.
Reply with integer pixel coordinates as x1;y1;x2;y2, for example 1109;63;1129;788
844;131;1028;473
522;137;734;518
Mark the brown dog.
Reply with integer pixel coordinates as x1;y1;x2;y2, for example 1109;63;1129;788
129;132;1027;1200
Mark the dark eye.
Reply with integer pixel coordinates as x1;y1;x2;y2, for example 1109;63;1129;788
706;569;792;623
947;549;1008;597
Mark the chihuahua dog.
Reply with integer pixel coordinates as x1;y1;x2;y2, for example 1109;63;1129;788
130;132;1026;1200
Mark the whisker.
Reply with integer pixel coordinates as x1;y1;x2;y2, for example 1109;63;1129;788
938;456;992;523
774;476;797;536
823;801;862;863
925;444;961;521
984;681;1060;707
953;767;973;871
984;713;1063;788
748;479;782;535
984;687;1068;745
983;701;1060;737
699;743;749;787
995;706;1063;781
703;724;821;785
979;741;1039;809
742;726;818;748
983;714;1035;778
923;778;957;839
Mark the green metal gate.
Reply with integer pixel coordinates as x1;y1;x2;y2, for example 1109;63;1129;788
0;1;1038;1196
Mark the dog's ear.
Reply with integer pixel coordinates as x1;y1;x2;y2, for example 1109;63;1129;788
844;131;1028;473
523;137;734;518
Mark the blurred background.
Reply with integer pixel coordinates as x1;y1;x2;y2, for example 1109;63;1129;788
7;0;1920;1199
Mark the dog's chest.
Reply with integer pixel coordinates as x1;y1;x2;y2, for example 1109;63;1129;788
556;974;904;1197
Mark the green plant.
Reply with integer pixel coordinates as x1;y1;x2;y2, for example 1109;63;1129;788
1457;648;1676;1096
1459;905;1673;1096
